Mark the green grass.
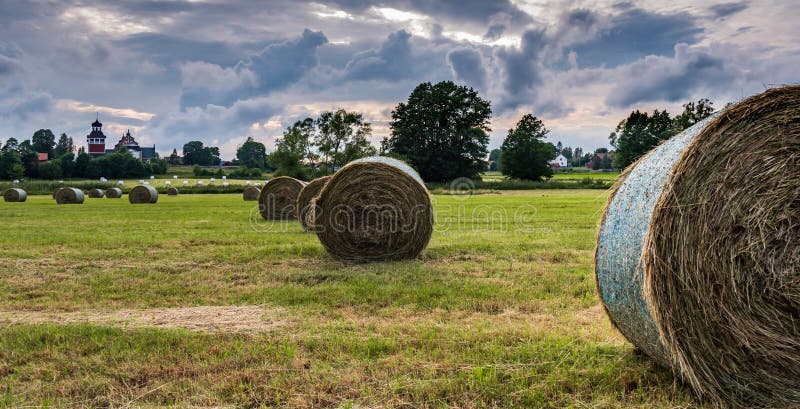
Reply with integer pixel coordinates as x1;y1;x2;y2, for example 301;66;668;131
0;191;699;407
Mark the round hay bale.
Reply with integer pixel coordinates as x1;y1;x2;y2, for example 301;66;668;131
3;188;27;202
312;157;434;262
88;188;104;198
54;187;84;204
167;187;179;196
129;185;158;204
105;187;123;198
243;186;260;201
257;177;306;220
297;176;331;232
596;85;800;408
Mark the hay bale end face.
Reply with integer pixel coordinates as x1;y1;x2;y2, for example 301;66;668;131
596;85;800;408
54;187;85;204
3;188;27;202
312;157;434;262
243;186;260;201
167;187;179;196
258;177;306;220
88;188;104;198
129;185;158;204
297;176;331;232
105;187;122;198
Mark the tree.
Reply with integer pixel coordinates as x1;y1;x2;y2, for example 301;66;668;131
315;109;375;171
74;151;92;177
38;160;63;180
672;98;715;133
271;118;315;179
236;137;267;169
488;148;502;171
54;133;74;157
59;153;75;178
609;109;672;170
0;150;22;179
2;138;18;153
383;81;491;182
182;141;220;166
168;149;182;165
18;140;38;177
499;114;555;181
31;129;56;157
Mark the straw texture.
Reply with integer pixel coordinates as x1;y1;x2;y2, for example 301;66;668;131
129;185;158;204
297;176;331;232
242;186;260;201
3;188;27;202
105;188;122;198
54;187;84;204
88;188;104;198
258;177;306;220
167;187;179;196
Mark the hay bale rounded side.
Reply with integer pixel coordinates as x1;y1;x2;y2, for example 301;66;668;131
88;188;104;198
167;187;179;196
105;187;123;198
257;177;306;220
243;186;260;201
297;176;331;232
3;188;27;202
596;85;800;408
312;157;433;262
54;187;84;204
129;185;158;204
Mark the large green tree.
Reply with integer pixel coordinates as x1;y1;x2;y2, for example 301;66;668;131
315;109;376;171
271;118;315;179
236;137;267;169
499;114;555;181
182;141;221;166
31;129;56;157
383;81;491;182
671;98;715;133
54;133;74;157
488;148;502;171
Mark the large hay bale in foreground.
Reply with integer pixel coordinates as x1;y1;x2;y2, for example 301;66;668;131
297;176;331;232
596;86;800;408
243;186;260;201
258;177;306;220
88;188;104;198
129;185;158;204
54;187;84;204
312;157;434;262
167;187;179;196
105;187;122;198
3;188;27;202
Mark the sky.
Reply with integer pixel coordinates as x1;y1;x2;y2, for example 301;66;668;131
0;0;797;160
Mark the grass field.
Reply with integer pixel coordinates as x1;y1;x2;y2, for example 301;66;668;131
0;191;699;407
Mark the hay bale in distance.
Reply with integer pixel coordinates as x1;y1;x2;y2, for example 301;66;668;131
3;188;27;202
257;177;306;220
54;187;84;204
595;85;800;408
106;187;123;198
243;186;260;201
312;157;434;262
88;188;104;198
129;185;158;204
167;187;179;196
297;176;331;232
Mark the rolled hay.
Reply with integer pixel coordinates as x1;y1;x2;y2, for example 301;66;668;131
243;186;260;201
105;187;123;198
297;176;331;232
596;85;800;408
54;187;84;204
128;185;158;204
257;177;306;220
311;157;434;262
3;188;27;202
88;188;104;198
167;187;179;196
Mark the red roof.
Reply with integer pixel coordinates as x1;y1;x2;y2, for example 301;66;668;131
37;152;48;161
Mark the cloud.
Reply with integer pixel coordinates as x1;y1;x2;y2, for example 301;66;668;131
709;2;749;19
343;30;413;81
605;43;737;107
446;48;486;91
483;24;505;41
0;54;21;76
0;85;55;120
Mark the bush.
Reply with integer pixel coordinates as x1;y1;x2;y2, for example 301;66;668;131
38;160;63;180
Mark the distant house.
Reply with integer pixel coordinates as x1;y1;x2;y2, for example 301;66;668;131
37;153;48;162
85;117;157;161
549;154;568;168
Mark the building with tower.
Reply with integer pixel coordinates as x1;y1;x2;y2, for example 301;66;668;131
85;117;157;161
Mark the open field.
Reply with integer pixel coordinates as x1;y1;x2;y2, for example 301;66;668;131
0;191;698;407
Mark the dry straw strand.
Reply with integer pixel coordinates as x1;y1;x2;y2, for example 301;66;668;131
258;177;306;220
596;85;800;408
54;187;84;204
3;188;27;202
129;185;158;204
242;186;260;201
297;176;331;232
312;156;434;262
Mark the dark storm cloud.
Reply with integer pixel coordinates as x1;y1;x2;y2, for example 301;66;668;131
606;44;737;107
568;7;703;68
343;30;412;81
116;34;253;68
494;29;547;111
447;48;487;91
326;0;530;25
709;2;749;19
483;24;506;41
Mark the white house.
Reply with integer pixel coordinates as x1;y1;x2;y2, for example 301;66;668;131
549;154;568;168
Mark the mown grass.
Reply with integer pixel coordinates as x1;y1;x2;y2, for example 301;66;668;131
0;191;699;407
